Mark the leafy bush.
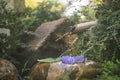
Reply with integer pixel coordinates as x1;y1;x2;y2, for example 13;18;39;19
0;0;25;63
74;0;120;62
73;0;120;79
93;0;120;61
93;60;120;80
0;0;66;79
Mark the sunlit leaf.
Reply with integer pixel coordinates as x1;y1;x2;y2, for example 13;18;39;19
37;57;60;63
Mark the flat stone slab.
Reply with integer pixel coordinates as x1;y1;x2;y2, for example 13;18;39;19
30;61;101;80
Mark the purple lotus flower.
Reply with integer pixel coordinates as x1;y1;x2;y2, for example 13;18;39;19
61;55;85;64
73;55;85;63
61;56;75;64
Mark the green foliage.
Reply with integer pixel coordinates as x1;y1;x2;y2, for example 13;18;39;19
81;5;96;21
23;0;64;31
94;60;120;80
73;0;120;79
94;0;102;5
92;0;120;60
74;0;120;61
20;61;30;80
69;1;97;25
0;1;24;63
0;0;65;63
0;0;64;79
102;60;120;76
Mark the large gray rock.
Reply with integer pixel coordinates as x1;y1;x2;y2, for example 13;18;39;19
24;18;72;67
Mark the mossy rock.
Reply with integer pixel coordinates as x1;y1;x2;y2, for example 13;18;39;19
30;61;101;80
0;58;19;80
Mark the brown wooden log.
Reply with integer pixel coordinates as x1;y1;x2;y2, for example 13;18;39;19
71;20;98;33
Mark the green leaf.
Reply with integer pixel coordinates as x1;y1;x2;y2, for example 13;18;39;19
62;71;71;80
37;57;60;63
